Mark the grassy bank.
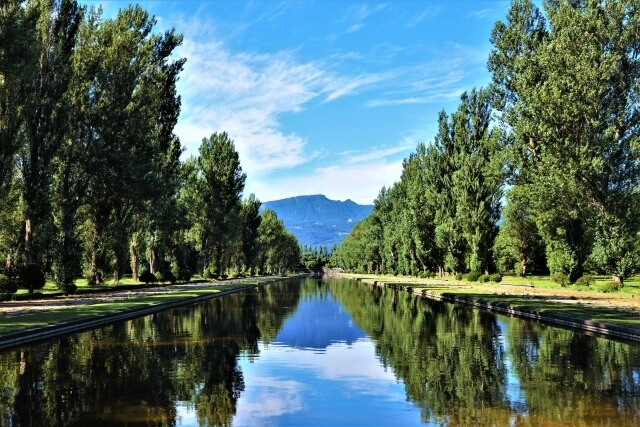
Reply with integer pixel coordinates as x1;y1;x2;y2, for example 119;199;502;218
0;277;287;336
343;273;640;331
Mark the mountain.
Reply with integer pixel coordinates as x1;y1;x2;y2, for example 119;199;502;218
261;194;373;248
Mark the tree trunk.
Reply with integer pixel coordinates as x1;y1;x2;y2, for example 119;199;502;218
131;239;139;282
149;246;157;274
24;218;33;264
112;255;120;284
5;252;12;275
91;230;101;285
520;258;527;277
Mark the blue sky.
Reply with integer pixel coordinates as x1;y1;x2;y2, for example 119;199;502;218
82;1;512;204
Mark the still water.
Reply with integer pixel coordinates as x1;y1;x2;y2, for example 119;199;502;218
0;278;639;426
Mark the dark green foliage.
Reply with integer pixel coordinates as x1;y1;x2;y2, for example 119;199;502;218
455;273;463;280
203;268;218;280
57;282;77;295
139;271;157;285
162;270;176;284
551;273;570;287
428;271;436;278
19;264;45;293
466;271;481;282
602;281;623;293
575;275;595;287
0;274;18;294
155;271;165;283
478;274;490;283
489;273;502;283
172;265;191;283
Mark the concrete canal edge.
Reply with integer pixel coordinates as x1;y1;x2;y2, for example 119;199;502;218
361;279;640;344
0;282;274;351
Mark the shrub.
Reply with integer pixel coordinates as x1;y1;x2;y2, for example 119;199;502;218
163;270;177;284
575;275;595;287
418;271;427;279
455;273;463;281
489;273;502;283
428;271;436;278
172;265;191;283
478;274;489;283
220;274;228;279
139;271;157;285
19;264;46;293
84;271;94;285
204;267;219;280
551;272;570;286
57;283;77;295
0;274;18;294
466;271;481;282
155;271;165;283
602;281;623;293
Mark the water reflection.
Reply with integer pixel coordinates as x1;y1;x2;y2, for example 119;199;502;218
0;278;638;426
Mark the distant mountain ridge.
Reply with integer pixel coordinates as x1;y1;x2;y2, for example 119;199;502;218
261;195;373;248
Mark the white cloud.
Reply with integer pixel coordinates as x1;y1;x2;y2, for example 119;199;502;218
404;5;440;28
466;9;491;20
345;3;389;23
346;22;367;33
324;72;395;102
173;26;401;180
233;376;307;427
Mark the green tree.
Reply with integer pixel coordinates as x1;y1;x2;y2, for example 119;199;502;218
75;5;184;283
19;0;81;265
451;88;504;273
493;185;546;276
240;194;261;275
257;209;299;274
195;132;246;276
489;0;640;282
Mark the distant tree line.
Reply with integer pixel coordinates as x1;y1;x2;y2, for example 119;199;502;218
333;0;640;285
0;0;299;294
299;245;333;270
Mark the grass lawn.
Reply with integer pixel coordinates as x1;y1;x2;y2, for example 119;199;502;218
0;278;283;336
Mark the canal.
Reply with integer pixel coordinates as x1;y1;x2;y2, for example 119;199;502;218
0;278;639;426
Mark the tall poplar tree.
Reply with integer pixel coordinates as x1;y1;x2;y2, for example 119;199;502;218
489;0;640;282
19;0;81;265
196;132;246;275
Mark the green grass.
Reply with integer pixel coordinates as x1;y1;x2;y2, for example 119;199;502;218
0;279;278;336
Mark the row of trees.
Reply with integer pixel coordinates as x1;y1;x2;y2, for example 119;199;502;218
333;0;640;284
0;0;299;292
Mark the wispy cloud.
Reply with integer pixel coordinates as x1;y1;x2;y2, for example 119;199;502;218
404;5;440;28
346;3;389;22
342;3;388;33
346;22;366;33
324;71;395;102
173;22;400;179
466;9;491;20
